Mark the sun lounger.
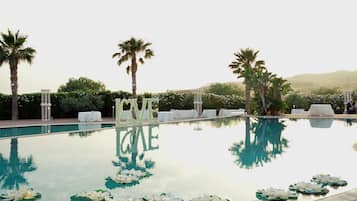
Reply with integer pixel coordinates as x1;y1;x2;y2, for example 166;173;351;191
170;109;199;120
218;109;245;117
201;109;217;118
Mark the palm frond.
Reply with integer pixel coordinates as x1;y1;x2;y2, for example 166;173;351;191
126;66;131;74
144;49;154;58
138;57;144;64
112;52;121;59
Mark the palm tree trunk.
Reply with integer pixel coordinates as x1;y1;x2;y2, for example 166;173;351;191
131;56;137;97
10;62;19;120
10;138;19;164
259;90;267;115
245;117;251;145
245;83;251;114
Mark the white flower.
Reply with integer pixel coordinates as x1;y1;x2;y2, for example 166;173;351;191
144;193;183;201
190;195;230;201
312;174;347;186
73;190;113;201
289;182;328;195
1;188;41;201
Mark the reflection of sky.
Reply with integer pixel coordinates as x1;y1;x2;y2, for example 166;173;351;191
0;119;357;201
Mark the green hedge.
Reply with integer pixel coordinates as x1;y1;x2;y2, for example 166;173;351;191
1;91;354;119
0;91;245;120
285;92;357;114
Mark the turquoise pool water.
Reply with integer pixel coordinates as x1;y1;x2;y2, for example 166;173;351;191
0;123;114;138
0;118;356;200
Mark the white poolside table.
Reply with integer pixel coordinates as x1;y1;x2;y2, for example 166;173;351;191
78;111;102;122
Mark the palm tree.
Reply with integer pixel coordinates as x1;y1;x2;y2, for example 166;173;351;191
229;48;265;114
267;77;291;115
252;67;274;115
112;38;154;97
0;138;37;189
0;30;36;120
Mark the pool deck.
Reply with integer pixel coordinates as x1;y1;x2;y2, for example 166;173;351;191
317;188;357;201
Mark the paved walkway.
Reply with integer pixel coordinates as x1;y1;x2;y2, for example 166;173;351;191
317;188;357;201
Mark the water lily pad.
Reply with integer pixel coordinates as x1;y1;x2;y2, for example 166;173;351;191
0;188;41;201
190;195;230;201
70;189;113;201
256;188;298;201
311;174;348;187
289;182;329;195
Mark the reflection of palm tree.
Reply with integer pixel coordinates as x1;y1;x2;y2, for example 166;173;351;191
229;118;288;169
210;117;242;128
0;138;36;189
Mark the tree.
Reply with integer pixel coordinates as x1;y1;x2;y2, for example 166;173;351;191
267;77;291;115
252;66;274;115
0;30;36;120
206;83;243;96
58;77;106;92
229;48;264;114
112;38;154;97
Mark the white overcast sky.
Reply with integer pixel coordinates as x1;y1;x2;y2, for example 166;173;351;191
0;0;356;94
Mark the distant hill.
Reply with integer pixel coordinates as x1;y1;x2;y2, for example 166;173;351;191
167;70;357;94
287;70;357;93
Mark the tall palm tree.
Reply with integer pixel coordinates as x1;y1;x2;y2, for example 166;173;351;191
112;38;154;97
0;30;36;120
229;48;265;114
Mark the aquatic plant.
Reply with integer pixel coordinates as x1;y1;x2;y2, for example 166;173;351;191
0;187;41;201
289;182;329;195
190;195;230;201
311;174;347;187
256;188;297;201
70;189;113;201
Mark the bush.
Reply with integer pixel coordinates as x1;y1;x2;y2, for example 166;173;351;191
205;83;244;96
284;92;356;114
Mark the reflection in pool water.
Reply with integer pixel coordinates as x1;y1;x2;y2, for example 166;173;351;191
106;125;159;189
0;138;36;190
229;118;288;169
0;118;356;201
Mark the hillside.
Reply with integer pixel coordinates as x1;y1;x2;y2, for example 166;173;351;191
287;70;357;93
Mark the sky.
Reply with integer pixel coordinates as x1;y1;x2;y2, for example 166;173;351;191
0;0;356;95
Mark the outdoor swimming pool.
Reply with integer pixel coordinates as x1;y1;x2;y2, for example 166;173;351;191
0;117;356;201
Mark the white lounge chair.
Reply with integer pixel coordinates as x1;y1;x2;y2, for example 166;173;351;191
158;111;174;122
218;109;245;117
201;109;216;118
170;109;198;120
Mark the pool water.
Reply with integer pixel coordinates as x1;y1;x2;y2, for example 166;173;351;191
0;118;356;201
0;123;114;138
